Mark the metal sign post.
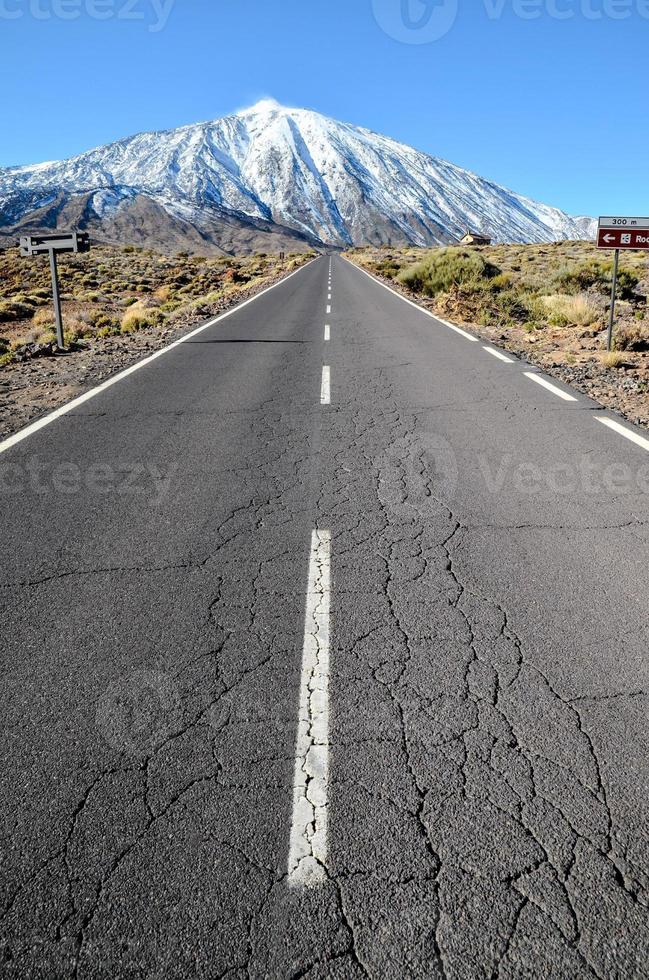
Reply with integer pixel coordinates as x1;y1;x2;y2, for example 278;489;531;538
597;217;649;352
606;248;620;353
19;232;90;349
48;249;64;348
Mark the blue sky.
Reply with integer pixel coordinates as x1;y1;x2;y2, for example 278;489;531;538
0;0;646;217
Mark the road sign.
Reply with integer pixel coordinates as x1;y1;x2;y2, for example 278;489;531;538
18;232;91;347
19;232;90;258
597;217;649;251
596;217;649;350
599;216;649;229
598;228;649;250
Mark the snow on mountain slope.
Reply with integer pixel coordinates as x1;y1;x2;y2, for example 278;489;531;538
0;100;596;250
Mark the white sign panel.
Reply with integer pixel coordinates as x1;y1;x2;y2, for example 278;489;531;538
598;217;649;229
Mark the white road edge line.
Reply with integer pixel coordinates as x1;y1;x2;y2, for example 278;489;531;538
524;371;577;402
288;528;331;888
0;258;318;456
597;416;649;452
344;257;479;342
324;325;330;341
483;345;514;364
320;366;331;405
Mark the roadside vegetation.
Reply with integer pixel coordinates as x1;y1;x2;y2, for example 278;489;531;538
0;244;314;368
347;241;649;425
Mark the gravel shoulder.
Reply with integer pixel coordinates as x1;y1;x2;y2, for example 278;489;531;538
347;244;649;430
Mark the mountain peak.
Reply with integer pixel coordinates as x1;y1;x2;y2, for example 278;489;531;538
0;106;596;253
237;97;285;116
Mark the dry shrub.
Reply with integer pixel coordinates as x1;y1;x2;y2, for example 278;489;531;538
541;293;600;327
32;307;55;329
121;305;160;334
602;351;628;369
154;285;174;303
614;322;649;352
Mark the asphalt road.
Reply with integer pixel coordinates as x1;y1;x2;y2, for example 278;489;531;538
2;254;649;978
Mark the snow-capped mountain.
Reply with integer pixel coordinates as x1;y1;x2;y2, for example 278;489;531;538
0;100;596;253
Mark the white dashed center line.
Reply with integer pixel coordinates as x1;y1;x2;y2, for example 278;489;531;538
326;305;331;315
483;346;514;363
287;529;331;888
597;416;649;452
524;372;577;402
324;325;330;341
320;366;330;404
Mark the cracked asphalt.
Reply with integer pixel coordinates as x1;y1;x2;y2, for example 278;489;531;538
1;254;649;978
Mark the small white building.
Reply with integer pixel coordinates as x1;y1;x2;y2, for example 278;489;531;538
459;230;492;246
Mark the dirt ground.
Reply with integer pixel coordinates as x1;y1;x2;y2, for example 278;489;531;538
0;246;314;441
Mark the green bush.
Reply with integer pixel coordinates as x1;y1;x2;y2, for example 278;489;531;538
493;290;534;322
91;312;119;332
488;273;513;292
374;258;401;279
616;269;641;299
556;261;639;300
397;249;500;298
